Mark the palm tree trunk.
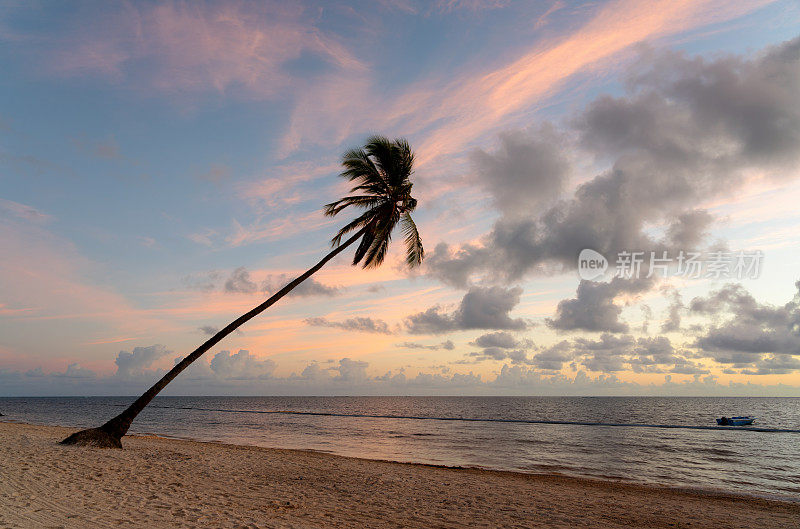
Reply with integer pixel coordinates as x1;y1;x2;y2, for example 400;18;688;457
61;228;366;448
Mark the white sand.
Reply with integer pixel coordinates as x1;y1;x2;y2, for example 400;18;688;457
1;421;797;528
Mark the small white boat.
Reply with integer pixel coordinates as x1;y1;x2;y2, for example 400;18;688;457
716;416;755;426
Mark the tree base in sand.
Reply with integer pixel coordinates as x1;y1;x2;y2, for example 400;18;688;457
60;427;122;449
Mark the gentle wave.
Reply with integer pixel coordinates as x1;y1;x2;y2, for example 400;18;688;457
4;396;800;500
124;404;800;434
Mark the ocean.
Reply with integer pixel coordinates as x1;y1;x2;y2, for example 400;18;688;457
2;396;798;501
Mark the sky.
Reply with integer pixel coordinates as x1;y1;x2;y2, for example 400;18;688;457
2;0;800;396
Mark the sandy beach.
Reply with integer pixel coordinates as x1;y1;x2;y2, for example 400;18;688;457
1;421;797;528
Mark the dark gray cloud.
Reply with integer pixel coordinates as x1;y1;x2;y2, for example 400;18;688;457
569;333;706;374
573;333;635;352
530;341;572;371
742;355;800;376
468;347;529;364
668;362;710;375
460;331;704;375
208;349;276;380
689;282;800;373
634;336;675;359
111;345;277;383
1;353;794;397
115;344;171;378
639;304;652;334
424;242;483;290
220;267;339;297
664;210;714;250
689;283;792;329
466;331;536;365
570;333;634;373
546;278;652;333
305;316;393;334
627;336;706;374
406;286;527;334
262;274;340;297
472;331;519;349
224;267;259;293
396;340;455;350
661;289;684;333
182;271;222;292
471;124;570;218
198;325;243;337
427;37;800;288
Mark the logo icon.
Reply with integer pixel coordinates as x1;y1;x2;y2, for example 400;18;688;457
578;249;607;281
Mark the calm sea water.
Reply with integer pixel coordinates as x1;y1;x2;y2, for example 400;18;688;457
2;396;799;500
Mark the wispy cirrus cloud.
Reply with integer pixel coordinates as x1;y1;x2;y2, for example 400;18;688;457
11;1;364;98
237;161;341;211
0;203;174;370
3;0;775;164
272;0;776;193
0;198;53;224
226;211;337;247
401;0;776;168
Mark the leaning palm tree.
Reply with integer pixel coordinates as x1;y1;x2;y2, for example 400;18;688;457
61;136;423;448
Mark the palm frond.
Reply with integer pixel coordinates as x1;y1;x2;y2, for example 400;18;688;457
352;226;377;266
362;228;391;268
327;136;424;270
364;136;394;176
340;148;390;193
340;149;379;179
400;212;424;267
364;136;412;187
391;138;414;187
324;195;384;217
349;181;389;196
330;207;381;247
361;210;398;268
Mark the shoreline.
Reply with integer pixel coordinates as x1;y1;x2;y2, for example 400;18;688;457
2;421;799;528
4;417;797;505
129;429;797;505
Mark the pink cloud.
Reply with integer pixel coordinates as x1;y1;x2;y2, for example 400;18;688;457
0;198;53;224
44;1;364;97
279;71;375;155
401;0;777;169
238;161;341;210
226;210;338;248
272;0;775;200
0;205;172;366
